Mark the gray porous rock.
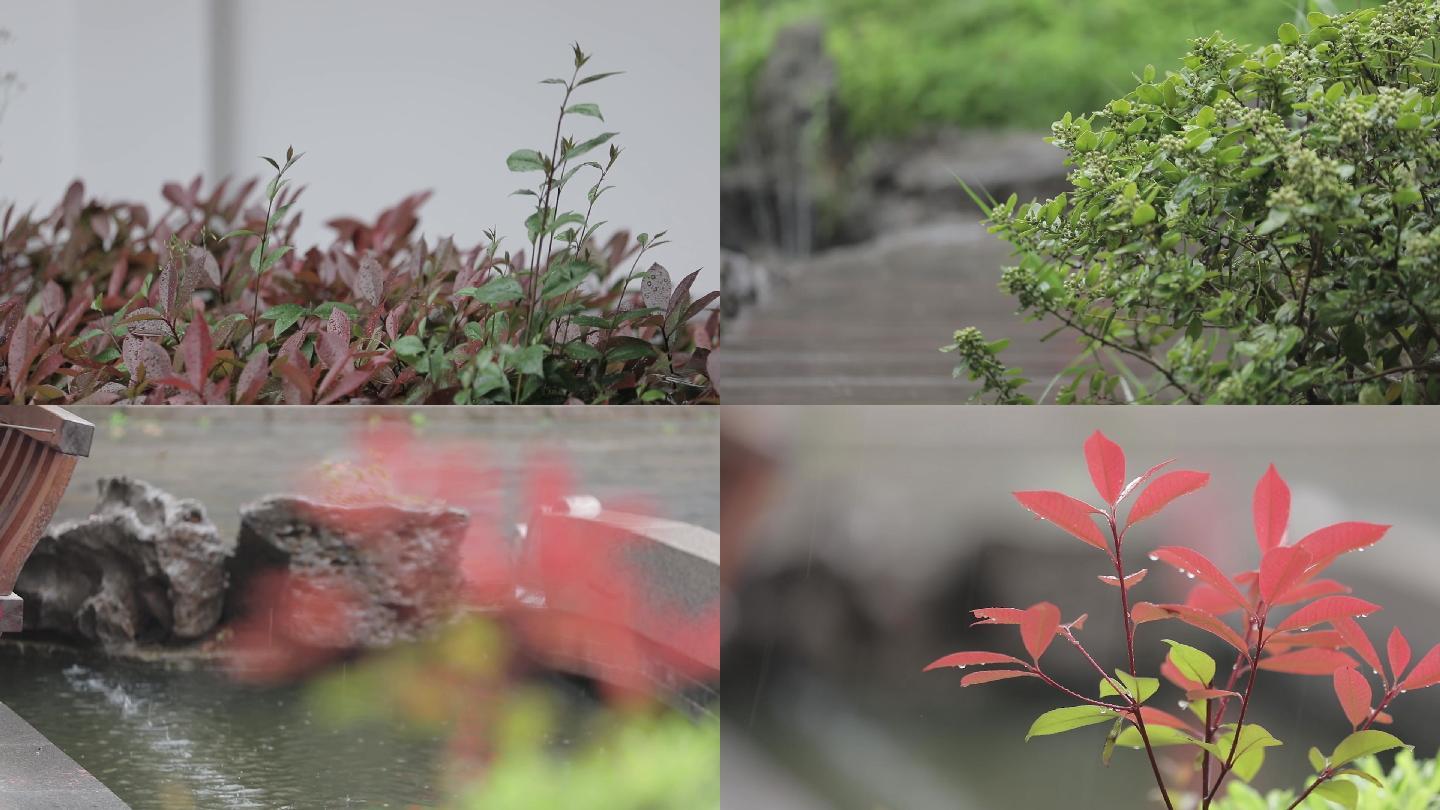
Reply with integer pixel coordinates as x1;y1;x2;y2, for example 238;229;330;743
16;477;232;645
229;496;470;648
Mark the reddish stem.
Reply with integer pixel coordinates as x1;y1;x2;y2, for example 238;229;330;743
1206;612;1267;800
1110;515;1176;810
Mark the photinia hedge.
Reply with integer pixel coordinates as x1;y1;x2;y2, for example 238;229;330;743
0;46;718;406
925;431;1440;809
948;0;1440;404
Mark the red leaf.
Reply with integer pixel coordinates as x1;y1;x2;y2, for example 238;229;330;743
924;651;1029;671
1275;596;1383;633
971;607;1025;626
1333;667;1371;728
1252;464;1290;552
1097;569;1147;588
1152;546;1249;611
1259;545;1311;605
1135;707;1198;733
1012;491;1109;552
1265;630;1346;652
1161;658;1203;691
236;350;270;405
7;316;30;396
1400;644;1440;691
1020;602;1062;661
1186;584;1245;615
1127;470;1210;529
1084;430;1126;504
1330;616;1382;676
1116;459;1175;504
1257;648;1356;675
961;670;1038;687
1295;522;1390;571
180;316;214;391
1187;688;1241;700
1387;628;1411;682
1135;603;1248;655
1270;578;1350;607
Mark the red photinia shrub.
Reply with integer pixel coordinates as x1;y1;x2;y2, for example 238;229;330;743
925;431;1438;809
0;48;719;406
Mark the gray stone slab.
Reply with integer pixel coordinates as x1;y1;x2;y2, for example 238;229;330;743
0;702;127;809
0;593;21;633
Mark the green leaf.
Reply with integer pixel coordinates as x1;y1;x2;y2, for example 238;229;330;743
1025;706;1120;740
1396;113;1422;130
1312;780;1358;809
456;277;525;306
1278;22;1300;45
1196;724;1283;783
1330;730;1407;768
260;304;308;338
511;344;546;376
1393;187;1423;207
1308;746;1326;772
393;335;426;361
463;322;487;342
576;71;623;87
259;245;293;273
1101;718;1124;765
1164;640;1216;686
68;329;107;348
563;132;618;163
1114;725;1195;749
1333;768;1385;789
606;341;659;364
1132;203;1157;226
565;103;603;121
564;341;603;362
1099;671;1159;703
311;302;360;320
506;149;547;172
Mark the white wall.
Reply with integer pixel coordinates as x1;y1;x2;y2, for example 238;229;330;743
0;0;719;291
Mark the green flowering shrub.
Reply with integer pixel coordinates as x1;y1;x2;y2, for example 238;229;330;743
1215;749;1440;809
951;0;1440;404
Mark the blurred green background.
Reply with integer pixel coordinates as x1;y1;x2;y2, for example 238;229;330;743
721;0;1368;158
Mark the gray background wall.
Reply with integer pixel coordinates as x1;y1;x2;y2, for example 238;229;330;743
0;0;719;291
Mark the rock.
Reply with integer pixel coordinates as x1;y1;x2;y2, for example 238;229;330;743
723;21;842;256
228;496;469;648
838;130;1069;243
721;250;773;323
15;477;232;645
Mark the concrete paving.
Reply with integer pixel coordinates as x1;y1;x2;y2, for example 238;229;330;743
716;218;1075;404
0;701;127;809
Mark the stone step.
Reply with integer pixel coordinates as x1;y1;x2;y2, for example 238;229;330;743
0;701;128;809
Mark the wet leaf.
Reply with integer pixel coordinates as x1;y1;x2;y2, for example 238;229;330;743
1083;430;1125;504
1012;491;1109;551
1252;464;1290;552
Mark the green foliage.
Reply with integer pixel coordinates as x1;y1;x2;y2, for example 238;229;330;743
957;1;1440;404
1215;749;1440;809
455;710;720;810
1025;705;1121;739
1166;639;1218;686
721;0;1369;156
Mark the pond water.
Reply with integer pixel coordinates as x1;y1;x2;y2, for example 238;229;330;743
0;643;448;809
